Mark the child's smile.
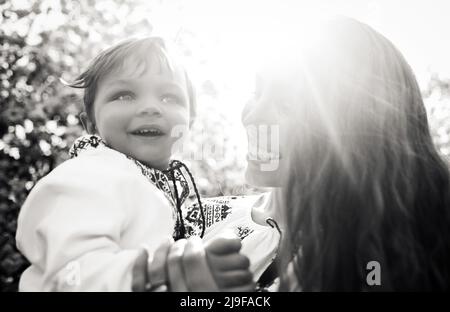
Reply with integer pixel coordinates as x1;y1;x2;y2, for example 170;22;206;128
92;57;191;170
129;124;166;138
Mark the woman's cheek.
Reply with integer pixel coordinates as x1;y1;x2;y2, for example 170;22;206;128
278;120;294;177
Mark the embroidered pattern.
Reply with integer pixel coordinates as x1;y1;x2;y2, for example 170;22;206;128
236;225;254;240
165;168;190;205
69;134;191;240
69;135;103;157
183;197;236;238
130;158;175;205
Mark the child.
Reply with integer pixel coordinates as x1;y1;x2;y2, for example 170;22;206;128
16;37;254;292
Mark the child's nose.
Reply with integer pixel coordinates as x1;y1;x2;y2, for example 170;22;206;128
136;97;163;117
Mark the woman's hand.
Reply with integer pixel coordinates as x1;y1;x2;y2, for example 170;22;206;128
132;236;255;292
131;238;173;292
167;236;255;292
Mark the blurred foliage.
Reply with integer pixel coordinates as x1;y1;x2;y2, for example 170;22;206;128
1;0;450;292
424;74;450;157
0;0;248;291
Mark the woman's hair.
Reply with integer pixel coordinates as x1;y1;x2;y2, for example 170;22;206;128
278;17;450;291
68;37;196;124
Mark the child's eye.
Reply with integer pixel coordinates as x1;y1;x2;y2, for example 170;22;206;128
160;93;185;105
111;91;135;102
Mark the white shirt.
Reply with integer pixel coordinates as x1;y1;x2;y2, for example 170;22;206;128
16;136;174;291
183;194;281;281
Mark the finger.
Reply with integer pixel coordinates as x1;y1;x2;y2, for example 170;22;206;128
167;239;189;292
214;270;254;288
205;237;242;255
206;253;250;272
132;248;148;292
147;238;173;290
182;237;219;292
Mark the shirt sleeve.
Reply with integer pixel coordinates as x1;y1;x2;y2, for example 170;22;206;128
183;197;234;238
16;160;144;291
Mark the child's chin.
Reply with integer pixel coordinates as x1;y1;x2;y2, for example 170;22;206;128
133;155;169;171
145;160;169;171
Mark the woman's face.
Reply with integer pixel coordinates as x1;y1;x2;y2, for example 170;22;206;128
241;71;294;187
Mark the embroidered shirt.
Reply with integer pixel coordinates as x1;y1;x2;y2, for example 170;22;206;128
69;134;192;240
183;194;282;282
16;135;177;291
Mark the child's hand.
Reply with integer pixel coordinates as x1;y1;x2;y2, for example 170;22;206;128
204;236;255;292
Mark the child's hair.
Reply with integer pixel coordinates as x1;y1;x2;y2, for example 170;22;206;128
68;37;196;125
278;17;450;291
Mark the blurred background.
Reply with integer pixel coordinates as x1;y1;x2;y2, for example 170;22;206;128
1;0;450;291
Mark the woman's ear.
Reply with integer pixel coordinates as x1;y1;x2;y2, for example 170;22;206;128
79;112;96;134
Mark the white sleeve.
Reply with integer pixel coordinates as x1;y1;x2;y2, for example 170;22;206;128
16;162;142;291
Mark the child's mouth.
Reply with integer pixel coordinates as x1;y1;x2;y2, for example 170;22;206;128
130;126;165;137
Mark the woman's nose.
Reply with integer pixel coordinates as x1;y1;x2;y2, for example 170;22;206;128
241;97;272;126
241;98;257;126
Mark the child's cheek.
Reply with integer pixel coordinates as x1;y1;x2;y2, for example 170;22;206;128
167;109;190;154
95;106;129;144
169;108;190;131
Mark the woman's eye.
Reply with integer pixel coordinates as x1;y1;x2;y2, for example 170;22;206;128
277;96;293;115
253;89;262;100
161;94;184;105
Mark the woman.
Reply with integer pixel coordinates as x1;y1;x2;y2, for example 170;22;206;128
240;17;450;291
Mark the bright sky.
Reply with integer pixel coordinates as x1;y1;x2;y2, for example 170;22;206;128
148;0;450;86
4;0;450;163
142;0;450;157
141;0;450;123
9;0;449;105
8;0;449;95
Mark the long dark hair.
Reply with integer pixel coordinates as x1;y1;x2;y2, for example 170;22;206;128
278;17;450;291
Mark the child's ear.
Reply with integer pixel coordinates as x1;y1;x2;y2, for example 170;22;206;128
79;112;96;134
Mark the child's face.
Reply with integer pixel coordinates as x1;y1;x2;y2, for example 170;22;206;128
92;59;190;170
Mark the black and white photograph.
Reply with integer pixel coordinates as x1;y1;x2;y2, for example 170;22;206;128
1;0;450;299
